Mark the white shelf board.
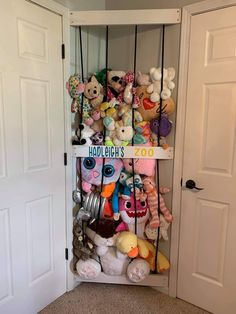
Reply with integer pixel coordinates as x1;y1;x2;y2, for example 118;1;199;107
70;9;181;26
72;145;173;160
75;273;168;287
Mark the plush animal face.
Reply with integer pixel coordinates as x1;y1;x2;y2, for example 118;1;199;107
123;158;156;177
116;231;138;257
108;71;126;93
136;86;175;121
116;125;133;141
79;157;123;186
142;177;156;192
119;193;149;225
150;116;172;137
91;132;103;145
84;76;101;100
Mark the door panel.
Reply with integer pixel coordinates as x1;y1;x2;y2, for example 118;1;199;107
0;1;66;313
178;6;236;314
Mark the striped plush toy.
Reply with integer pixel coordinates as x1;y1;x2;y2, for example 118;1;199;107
142;177;173;228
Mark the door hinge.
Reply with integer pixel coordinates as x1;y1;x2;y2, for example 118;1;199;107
65;248;69;260
64;152;67;166
61;44;65;59
180;178;183;187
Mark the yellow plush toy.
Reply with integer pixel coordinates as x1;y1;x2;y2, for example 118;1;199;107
143;239;170;272
116;231;170;272
116;231;149;259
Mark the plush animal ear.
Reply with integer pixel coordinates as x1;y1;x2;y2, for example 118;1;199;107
91;76;97;83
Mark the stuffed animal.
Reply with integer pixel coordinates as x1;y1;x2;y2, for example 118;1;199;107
142;239;170;272
136;86;175;121
78;157;123;197
84;75;104;107
150;116;172;148
112;171;145;220
107;70;126;102
123;71;139;107
133;121;152;145
72;123;95;145
146;67;175;102
123;157;156;177
95;68;111;86
85;220;130;276
73;220;101;280
90;132;104;145
116;193;149;239
116;231;149;259
136;71;151;86
115;231;150;283
66;74;85;113
104;120;133;146
120;106;143;127
76;258;101;279
142;177;173;228
145;215;170;241
127;258;150;282
116;231;170;276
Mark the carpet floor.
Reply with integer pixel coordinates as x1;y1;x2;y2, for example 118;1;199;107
40;282;209;314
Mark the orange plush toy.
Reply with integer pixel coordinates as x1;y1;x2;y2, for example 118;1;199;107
143;177;173;228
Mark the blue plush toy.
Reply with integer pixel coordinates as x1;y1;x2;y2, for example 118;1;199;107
112;170;143;220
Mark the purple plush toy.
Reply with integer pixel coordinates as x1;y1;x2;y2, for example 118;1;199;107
150;116;172;147
150;115;172;137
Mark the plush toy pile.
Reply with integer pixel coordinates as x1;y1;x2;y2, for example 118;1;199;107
67;67;175;283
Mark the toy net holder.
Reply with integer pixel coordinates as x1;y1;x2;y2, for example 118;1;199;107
69;9;181;287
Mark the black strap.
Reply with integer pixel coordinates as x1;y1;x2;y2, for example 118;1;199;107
154;24;165;273
131;25;138;235
77;26;84;211
77;26;86;245
96;26;109;230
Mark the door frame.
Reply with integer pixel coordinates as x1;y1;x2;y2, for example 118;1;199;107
27;0;74;291
169;0;236;298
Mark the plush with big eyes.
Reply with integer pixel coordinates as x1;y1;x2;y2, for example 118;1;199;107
77;157;123;198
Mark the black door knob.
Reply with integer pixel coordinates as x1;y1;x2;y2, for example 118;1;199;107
186;179;204;191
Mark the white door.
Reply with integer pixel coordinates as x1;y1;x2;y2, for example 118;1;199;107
177;6;236;314
0;1;66;313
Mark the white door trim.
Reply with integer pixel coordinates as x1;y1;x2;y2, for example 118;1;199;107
169;0;236;297
26;0;74;291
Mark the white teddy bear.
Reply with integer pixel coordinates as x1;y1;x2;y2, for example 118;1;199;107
147;67;175;102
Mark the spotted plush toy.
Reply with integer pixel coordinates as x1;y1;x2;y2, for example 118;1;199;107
77;157;123;198
66;74;85;112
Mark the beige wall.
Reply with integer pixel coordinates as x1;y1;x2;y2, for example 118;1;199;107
53;0;105;10
106;0;204;9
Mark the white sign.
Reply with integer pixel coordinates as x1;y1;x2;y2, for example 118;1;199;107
72;145;173;159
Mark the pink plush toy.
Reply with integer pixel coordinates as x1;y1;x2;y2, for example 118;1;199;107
116;193;149;239
77;157;123;198
142;177;173;228
123;158;156;177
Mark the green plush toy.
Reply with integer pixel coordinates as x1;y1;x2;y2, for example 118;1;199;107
95;68;112;86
